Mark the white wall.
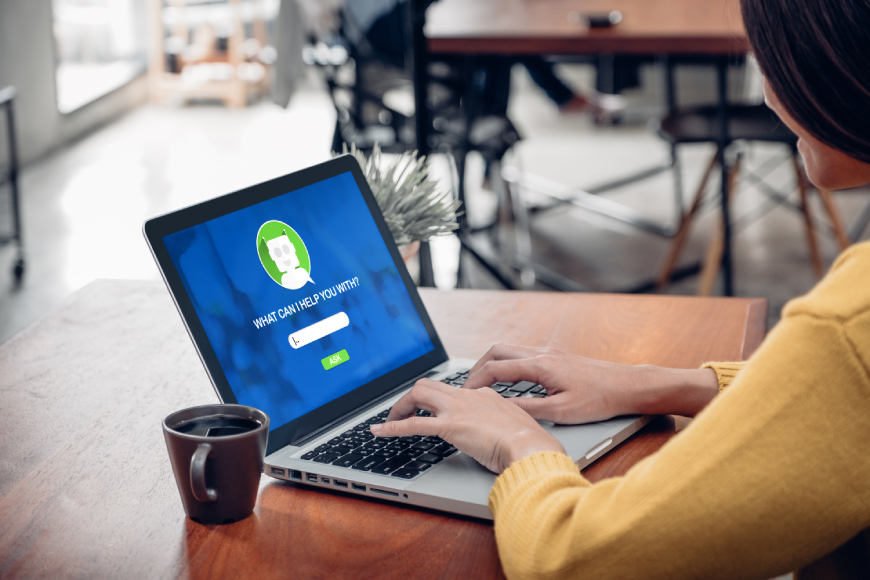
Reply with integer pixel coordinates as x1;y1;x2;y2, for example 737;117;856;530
0;0;147;166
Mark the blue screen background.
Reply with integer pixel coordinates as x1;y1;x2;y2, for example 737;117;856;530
163;171;434;431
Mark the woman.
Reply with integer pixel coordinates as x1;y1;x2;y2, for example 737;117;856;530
370;0;870;577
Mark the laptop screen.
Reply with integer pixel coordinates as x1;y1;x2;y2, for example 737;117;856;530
161;170;435;441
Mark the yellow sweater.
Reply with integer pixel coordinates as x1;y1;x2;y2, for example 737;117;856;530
489;241;870;580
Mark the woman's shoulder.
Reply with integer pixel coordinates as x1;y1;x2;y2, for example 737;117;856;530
783;241;870;323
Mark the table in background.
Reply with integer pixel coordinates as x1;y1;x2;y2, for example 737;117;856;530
416;0;749;295
0;279;765;579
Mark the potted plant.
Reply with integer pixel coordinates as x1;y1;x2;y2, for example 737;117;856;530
338;143;462;262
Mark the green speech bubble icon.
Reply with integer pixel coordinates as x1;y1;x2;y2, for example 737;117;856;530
256;220;314;290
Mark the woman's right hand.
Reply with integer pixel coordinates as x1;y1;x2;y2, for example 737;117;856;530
462;344;719;424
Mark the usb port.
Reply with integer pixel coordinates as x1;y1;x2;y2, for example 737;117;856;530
351;483;366;492
321;477;330;484
270;467;286;476
306;473;318;483
370;488;399;497
289;470;302;480
334;480;348;488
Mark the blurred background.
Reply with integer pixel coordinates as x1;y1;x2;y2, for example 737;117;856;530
1;0;868;344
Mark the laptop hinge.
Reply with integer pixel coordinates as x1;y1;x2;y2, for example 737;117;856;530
289;369;441;448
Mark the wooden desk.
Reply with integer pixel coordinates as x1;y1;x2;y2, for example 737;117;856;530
426;0;748;55
0;280;765;578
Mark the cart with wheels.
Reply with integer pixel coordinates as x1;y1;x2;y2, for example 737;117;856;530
0;86;24;284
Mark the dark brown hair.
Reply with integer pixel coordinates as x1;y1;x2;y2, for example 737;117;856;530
741;0;870;163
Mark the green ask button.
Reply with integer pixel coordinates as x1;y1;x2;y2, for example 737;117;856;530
322;349;350;370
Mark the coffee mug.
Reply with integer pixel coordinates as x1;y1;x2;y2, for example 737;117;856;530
163;404;269;524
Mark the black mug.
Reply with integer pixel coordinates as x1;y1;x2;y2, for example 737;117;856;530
163;404;269;524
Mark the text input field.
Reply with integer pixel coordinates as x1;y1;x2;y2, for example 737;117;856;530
288;312;349;349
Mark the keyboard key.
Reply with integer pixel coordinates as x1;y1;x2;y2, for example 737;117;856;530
404;448;425;458
530;393;546;398
404;460;433;471
301;451;319;460
430;444;457;457
390;468;421;479
313;452;342;464
351;455;386;471
328;437;344;445
370;455;414;475
493;382;513;388
510;381;537;393
491;385;509;393
331;446;354;456
446;373;462;381
416;453;443;464
333;453;366;468
530;385;546;394
501;391;521;398
314;443;332;453
411;441;435;451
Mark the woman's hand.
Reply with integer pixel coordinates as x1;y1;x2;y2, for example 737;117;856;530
370;379;565;474
462;344;719;424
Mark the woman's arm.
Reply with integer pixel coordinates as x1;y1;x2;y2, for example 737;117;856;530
489;313;870;579
461;344;722;422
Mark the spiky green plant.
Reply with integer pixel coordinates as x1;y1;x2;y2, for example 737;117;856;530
338;143;461;246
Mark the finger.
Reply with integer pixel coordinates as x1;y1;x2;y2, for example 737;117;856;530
386;379;453;422
508;395;562;423
467;344;545;378
463;357;547;390
371;415;443;438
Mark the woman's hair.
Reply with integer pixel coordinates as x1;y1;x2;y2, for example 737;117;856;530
741;0;870;163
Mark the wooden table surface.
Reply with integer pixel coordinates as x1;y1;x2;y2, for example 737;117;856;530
426;0;748;55
0;280;766;579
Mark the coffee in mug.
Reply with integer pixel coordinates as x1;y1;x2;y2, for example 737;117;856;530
163;404;269;524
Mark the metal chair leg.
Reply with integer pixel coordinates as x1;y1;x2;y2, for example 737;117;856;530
793;156;825;278
657;151;718;289
698;155;742;296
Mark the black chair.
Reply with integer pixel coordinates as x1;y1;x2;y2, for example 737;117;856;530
655;103;851;294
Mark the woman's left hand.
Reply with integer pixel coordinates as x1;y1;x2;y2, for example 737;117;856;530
370;378;566;474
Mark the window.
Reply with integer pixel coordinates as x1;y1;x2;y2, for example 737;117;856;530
52;0;148;114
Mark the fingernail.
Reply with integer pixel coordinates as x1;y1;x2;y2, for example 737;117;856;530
371;423;383;434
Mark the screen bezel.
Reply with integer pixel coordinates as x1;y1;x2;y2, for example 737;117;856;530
143;155;448;455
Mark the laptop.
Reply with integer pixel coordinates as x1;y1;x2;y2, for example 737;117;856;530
143;155;650;520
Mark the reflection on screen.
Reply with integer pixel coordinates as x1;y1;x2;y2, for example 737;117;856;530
163;172;434;431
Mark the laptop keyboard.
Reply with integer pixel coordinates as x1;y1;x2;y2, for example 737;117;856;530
297;369;549;480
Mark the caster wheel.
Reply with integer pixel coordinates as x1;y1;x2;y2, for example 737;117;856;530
13;258;24;282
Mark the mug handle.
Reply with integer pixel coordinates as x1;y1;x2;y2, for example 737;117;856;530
190;443;218;502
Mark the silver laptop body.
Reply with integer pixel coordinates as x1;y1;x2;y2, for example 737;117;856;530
265;368;649;519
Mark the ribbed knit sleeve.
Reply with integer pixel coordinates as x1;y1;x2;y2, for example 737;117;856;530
701;361;747;392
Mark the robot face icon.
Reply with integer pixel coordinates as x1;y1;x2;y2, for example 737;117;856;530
266;235;300;273
256;221;314;290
